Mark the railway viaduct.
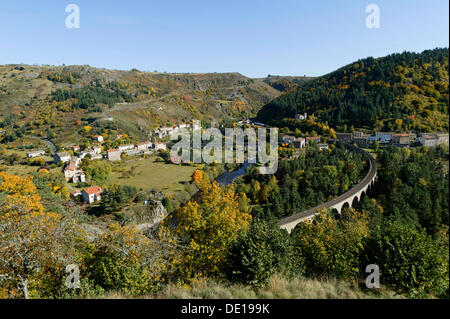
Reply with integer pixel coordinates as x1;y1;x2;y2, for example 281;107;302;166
279;144;378;234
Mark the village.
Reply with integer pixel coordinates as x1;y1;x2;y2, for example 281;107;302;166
23;124;203;205
22;114;449;206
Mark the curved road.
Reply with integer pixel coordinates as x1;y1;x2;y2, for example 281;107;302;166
26;136;57;155
278;144;377;233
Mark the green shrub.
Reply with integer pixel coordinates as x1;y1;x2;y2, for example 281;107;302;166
225;220;304;286
364;220;449;298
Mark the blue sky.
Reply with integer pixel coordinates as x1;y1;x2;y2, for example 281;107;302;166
0;0;448;77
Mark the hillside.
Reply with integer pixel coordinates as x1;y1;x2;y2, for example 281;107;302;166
0;65;282;145
257;48;449;132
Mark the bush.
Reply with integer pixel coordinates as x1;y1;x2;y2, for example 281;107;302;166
293;210;370;280
85;223;167;296
364;220;449;297
225;220;304;286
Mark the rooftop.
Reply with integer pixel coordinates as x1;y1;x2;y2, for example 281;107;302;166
83;186;102;196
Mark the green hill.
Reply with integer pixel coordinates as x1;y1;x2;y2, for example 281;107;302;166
0;65;282;145
257;48;449;132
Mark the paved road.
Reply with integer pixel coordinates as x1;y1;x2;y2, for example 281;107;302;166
26;136;57;155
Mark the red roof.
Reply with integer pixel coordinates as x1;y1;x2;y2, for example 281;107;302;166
107;148;120;152
83;186;103;196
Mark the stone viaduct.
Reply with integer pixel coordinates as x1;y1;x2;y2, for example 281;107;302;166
279;144;378;234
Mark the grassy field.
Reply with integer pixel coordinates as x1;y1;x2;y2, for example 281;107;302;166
98;274;405;299
1;163;38;177
107;155;197;195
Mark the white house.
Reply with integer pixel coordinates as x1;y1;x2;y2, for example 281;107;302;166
119;144;135;152
81;186;103;204
136;141;153;151
92;135;104;143
54;152;71;163
27;150;45;158
107;149;122;161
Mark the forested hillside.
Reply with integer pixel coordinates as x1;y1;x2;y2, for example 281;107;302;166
258;48;449;132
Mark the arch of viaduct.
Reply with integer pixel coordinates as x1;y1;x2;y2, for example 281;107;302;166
279;144;378;234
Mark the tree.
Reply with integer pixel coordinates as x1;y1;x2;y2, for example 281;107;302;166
162;181;252;279
85;222;171;296
225;220;304;286
364;220;449;297
293;209;370;279
0;172;84;298
82;160;111;184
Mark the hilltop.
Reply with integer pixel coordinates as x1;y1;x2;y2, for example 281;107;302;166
257;48;449;132
0;65;284;145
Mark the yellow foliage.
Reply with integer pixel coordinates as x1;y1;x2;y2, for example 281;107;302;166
163;181;251;279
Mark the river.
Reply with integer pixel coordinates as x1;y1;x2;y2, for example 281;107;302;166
216;162;250;186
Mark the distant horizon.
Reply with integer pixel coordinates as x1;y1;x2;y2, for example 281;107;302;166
5;46;449;80
1;1;448;78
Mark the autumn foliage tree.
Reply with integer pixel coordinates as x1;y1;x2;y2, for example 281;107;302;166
0;172;84;299
163;176;252;280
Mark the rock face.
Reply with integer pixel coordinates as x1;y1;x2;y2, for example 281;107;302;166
149;199;167;224
139;194;168;237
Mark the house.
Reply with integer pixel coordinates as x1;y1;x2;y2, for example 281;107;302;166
437;133;449;145
306;136;321;145
118;144;135;152
353;137;369;148
353;131;366;138
368;133;392;144
71;157;82;167
391;134;410;147
54;152;71;163
418;133;449;147
178;123;187;129
26;150;45;158
81;186;103;204
72;171;86;183
294;113;308;121
92;135;104;143
64;161;78;179
136;141;152;151
72;146;80;152
64;161;86;183
116;134;125;140
154;142;167;151
107;149;122;161
419;134;439;147
318;143;329;150
336;133;353;144
125;149;140;157
293;137;306;149
282;135;296;143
